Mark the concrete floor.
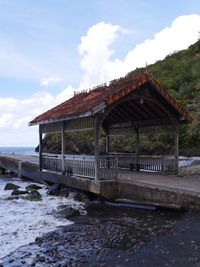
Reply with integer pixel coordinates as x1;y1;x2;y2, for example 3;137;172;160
118;170;200;195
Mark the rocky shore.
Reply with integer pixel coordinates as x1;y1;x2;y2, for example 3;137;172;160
1;201;200;267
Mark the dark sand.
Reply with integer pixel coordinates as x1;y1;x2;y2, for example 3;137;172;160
1;203;200;267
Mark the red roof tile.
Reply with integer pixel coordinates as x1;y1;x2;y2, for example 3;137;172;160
29;72;192;125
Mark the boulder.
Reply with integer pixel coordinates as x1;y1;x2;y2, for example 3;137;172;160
58;187;70;198
11;189;28;195
26;190;42;201
53;205;79;219
4;183;20;191
73;192;90;204
26;184;42;192
47;183;61;196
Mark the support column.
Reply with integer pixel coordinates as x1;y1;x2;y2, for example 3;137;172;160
105;134;110;155
39;125;43;171
94;115;100;180
135;125;140;171
175;127;179;174
61;121;65;174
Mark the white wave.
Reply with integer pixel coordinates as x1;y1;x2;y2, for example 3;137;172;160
179;156;200;168
0;178;84;259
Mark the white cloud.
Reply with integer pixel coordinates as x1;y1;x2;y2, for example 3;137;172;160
40;75;63;86
79;14;200;86
0;113;13;128
0;86;75;146
78;22;126;88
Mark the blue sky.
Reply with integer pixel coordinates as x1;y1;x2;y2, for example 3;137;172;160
0;0;200;146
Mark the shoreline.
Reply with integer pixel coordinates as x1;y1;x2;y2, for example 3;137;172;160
1;204;200;267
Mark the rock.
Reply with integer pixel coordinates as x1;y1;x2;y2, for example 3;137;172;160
73;192;90;204
59;187;70;198
11;189;28;195
47;183;61;196
38;255;45;262
54;205;79;219
26;190;42;201
4;183;20;190
26;184;42;192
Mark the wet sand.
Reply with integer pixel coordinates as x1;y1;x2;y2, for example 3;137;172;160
1;203;200;267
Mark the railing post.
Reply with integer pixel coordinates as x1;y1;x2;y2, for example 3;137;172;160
161;156;164;175
39;125;43;172
61;121;65;174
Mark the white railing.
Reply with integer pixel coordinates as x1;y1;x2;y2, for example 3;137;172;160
64;159;95;179
109;153;178;174
99;156;118;179
42;155;62;173
41;153;178;179
41;154;118;179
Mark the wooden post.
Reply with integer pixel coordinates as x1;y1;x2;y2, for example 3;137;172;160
135;125;140;171
61;121;65;174
94;116;100;180
105;132;110;169
106;134;110;154
175;127;179;174
39;125;43;171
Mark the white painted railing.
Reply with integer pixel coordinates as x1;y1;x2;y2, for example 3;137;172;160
109;153;178;174
41;153;178;179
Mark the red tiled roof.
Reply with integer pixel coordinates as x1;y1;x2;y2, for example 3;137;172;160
29;72;193;125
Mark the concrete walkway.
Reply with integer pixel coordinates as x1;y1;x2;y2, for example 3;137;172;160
118;171;200;195
0;154;39;165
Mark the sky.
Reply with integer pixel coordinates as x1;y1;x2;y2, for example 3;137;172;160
0;0;200;147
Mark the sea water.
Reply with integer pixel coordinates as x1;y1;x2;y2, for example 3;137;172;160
0;147;37;156
0;177;85;259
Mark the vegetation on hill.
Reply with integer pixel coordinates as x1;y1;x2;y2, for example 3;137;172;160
127;39;200;155
39;40;200;156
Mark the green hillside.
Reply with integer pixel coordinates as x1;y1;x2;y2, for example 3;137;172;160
127;40;200;155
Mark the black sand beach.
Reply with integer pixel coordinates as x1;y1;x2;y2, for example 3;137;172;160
1;203;200;267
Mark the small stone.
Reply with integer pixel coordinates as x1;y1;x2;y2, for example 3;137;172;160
179;240;185;246
38;256;45;262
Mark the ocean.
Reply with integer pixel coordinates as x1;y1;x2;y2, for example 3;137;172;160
0;147;37;156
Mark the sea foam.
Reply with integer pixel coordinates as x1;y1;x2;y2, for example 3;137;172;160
0;178;83;259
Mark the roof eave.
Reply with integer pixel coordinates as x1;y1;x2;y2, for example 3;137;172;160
29;102;107;126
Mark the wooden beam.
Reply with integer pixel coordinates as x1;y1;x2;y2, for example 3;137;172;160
106;134;110;154
126;100;149;120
